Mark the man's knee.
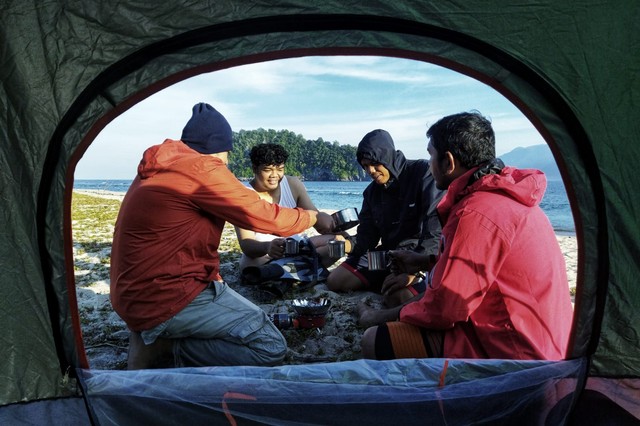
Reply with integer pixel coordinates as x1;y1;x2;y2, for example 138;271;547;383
243;321;288;366
326;271;341;291
326;266;361;292
383;288;413;308
259;339;287;366
175;328;287;367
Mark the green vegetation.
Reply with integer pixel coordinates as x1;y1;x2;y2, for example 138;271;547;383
229;129;366;181
71;193;120;245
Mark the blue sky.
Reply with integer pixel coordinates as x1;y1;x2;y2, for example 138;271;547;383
75;56;545;179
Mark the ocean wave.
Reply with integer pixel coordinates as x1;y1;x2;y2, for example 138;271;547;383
75;179;574;233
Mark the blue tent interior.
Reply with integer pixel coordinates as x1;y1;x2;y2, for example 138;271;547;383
1;2;638;424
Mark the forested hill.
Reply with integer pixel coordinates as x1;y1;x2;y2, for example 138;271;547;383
230;130;563;183
229;128;368;181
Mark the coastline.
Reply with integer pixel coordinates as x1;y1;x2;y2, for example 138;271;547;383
71;190;577;369
74;189;126;200
72;189;577;290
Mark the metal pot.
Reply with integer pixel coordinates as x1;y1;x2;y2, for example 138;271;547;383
367;250;389;271
284;238;299;255
331;207;359;231
327;239;346;259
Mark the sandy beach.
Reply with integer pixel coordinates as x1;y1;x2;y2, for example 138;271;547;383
72;189;577;370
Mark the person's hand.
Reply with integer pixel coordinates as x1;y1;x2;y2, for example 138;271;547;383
380;273;416;296
388;250;429;275
357;297;402;328
313;211;335;234
267;238;286;259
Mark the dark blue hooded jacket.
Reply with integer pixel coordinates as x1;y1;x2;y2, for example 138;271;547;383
348;129;444;263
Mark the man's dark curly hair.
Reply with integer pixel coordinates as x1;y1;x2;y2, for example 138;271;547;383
249;143;289;168
427;111;495;169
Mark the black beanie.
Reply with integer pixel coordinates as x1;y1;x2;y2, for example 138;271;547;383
181;103;233;154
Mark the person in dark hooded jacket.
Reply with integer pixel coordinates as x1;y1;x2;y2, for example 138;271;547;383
326;129;444;306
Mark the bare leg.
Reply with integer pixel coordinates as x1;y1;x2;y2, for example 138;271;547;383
357;299;379;328
383;288;414;308
357;298;403;327
315;246;336;268
127;330;174;369
326;265;365;292
361;326;378;359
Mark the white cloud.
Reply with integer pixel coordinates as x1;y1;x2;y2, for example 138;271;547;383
76;56;546;179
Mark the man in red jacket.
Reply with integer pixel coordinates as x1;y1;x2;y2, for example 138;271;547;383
110;103;334;369
358;111;573;361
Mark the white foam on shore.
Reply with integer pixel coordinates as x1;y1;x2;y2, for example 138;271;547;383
74;189;125;201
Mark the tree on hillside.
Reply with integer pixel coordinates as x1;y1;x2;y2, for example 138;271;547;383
228;129;365;181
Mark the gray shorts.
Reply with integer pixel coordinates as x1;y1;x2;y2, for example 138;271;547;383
141;281;286;367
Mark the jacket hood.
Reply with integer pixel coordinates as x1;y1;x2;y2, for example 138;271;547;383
438;162;547;220
137;139;199;179
356;129;406;180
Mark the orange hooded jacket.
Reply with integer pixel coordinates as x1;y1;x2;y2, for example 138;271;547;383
110;140;312;331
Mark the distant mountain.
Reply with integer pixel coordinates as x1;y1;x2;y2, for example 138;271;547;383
499;144;561;181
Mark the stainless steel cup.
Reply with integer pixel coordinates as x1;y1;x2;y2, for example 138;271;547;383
284;238;299;255
331;207;360;231
367;250;389;271
327;240;346;259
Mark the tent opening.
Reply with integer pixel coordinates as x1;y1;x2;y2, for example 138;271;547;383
71;56;577;370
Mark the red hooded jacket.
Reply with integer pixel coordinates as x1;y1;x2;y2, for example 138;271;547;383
399;165;573;360
110;140;312;331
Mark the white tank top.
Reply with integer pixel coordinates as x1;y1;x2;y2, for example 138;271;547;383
239;176;302;269
278;176;297;209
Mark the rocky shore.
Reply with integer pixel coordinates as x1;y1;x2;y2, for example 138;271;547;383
72;190;577;370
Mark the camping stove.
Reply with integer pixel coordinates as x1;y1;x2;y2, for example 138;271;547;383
292;297;331;329
270;298;331;330
296;314;327;329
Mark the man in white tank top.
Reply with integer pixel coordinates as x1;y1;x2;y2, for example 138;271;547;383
235;144;349;271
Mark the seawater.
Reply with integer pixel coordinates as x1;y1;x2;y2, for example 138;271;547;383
74;179;133;193
74;179;574;234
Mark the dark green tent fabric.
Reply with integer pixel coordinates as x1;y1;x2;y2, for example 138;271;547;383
1;0;638;416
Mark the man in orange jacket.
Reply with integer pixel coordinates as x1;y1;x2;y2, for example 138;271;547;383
111;103;334;369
